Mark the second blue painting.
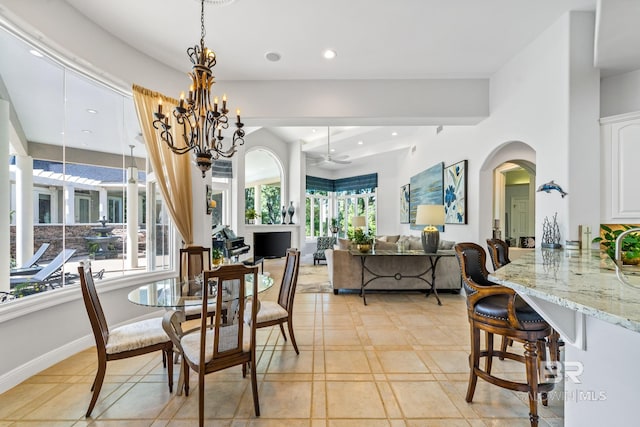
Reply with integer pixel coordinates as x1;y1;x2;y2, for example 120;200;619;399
409;162;444;231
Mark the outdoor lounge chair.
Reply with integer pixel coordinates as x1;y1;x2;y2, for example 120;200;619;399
10;248;76;289
10;243;51;276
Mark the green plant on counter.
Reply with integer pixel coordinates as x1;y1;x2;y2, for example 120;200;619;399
592;224;640;264
245;208;257;222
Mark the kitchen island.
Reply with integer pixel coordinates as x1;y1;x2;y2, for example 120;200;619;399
489;249;640;426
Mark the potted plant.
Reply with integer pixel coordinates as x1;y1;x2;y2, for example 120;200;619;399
351;228;373;253
592;224;640;265
330;218;340;235
211;247;224;266
245;208;257;224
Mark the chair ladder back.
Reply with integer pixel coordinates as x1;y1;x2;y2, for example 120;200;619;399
278;249;300;310
203;265;258;361
78;263;109;351
179;246;211;283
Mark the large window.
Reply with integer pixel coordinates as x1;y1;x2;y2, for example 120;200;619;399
305;173;378;238
3;24;173;301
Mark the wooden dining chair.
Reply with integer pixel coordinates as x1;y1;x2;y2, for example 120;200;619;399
454;243;555;427
255;248;301;354
78;261;173;417
178;264;261;425
179;246;213;322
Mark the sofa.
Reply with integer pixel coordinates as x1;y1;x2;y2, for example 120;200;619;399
325;235;461;294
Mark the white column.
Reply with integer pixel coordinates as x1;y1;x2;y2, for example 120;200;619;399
49;186;59;223
98;188;108;220
126;168;138;268
64;185;75;224
15;155;34;267
0;101;10;292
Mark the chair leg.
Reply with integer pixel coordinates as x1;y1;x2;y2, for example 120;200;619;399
287;319;299;355
250;357;260;416
86;360;106;417
165;348;174;393
183;360;190;396
524;340;541;427
198;373;205;427
278;322;288;341
499;336;509;360
162;350;167;368
485;332;494;374
466;323;480;403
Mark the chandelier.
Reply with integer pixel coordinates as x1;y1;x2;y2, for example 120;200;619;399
153;0;245;177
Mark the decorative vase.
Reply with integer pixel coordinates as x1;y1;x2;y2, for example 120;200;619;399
356;244;371;253
212;256;224;267
287;201;295;224
281;206;287;224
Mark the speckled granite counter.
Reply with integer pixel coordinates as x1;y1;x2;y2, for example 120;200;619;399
489;249;640;425
489;249;640;333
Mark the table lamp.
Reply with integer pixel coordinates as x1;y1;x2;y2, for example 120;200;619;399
352;216;366;229
415;205;445;253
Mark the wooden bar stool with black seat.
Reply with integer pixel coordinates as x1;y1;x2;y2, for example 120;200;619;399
486;238;562;364
455;242;555;427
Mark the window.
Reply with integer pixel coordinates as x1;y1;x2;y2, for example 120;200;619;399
108;196;123;223
244;149;283;224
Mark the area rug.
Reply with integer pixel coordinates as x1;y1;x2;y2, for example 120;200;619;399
264;260;333;293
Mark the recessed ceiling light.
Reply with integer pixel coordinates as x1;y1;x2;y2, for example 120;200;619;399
312;129;316;133
330;148;336;153
264;51;281;62
357;140;363;145
391;131;398;136
81;129;92;134
29;49;43;58
86;109;98;114
323;49;337;60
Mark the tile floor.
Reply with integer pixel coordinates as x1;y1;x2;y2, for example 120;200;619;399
0;261;564;426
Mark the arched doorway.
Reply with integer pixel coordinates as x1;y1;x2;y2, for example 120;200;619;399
493;160;536;247
479;141;536;249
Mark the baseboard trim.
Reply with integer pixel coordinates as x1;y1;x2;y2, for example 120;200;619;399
0;335;93;394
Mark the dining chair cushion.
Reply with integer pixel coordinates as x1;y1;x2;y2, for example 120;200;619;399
254;301;288;323
106;318;170;354
183;303;218;317
474;295;548;330
181;323;251;364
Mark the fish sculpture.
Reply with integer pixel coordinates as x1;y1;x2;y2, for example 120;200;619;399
536;180;567;198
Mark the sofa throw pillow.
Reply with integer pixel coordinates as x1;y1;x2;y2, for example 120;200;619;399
375;240;397;250
384;235;401;243
439;240;455;250
337;238;352;250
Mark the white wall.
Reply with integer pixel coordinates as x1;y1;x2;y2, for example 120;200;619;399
601;69;640;117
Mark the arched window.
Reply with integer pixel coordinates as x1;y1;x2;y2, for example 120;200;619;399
244;149;283;224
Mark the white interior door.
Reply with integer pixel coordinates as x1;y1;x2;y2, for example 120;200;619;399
511;196;529;244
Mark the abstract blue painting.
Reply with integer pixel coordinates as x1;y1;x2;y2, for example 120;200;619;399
410;162;444;230
444;160;467;224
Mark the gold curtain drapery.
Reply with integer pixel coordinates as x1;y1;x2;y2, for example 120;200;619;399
132;84;194;246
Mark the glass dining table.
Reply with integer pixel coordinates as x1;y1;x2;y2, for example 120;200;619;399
127;272;274;395
127;273;274;309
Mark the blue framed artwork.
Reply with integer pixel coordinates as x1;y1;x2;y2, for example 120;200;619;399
400;184;410;223
444;160;467;224
409;162;444;230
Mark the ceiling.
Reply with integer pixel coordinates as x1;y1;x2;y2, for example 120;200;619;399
4;0;640;172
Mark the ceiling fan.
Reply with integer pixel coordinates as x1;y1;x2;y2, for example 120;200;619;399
309;127;351;165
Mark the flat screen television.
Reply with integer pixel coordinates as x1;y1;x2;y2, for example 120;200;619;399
253;231;291;259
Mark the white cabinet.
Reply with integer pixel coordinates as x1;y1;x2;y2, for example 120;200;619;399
600;112;640;221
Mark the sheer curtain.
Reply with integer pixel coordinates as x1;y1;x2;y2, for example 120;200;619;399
132;84;193;246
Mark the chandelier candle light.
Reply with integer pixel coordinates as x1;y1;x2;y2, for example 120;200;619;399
153;0;245;177
415;205;445;253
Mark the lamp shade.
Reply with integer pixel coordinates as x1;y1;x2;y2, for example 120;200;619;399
415;205;445;226
352;216;366;228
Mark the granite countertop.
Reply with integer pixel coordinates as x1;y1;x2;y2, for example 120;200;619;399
489;249;640;333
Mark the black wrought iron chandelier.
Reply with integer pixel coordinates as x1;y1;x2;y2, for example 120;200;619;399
153;0;245;177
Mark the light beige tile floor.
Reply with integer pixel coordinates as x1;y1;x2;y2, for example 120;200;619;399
0;260;564;426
